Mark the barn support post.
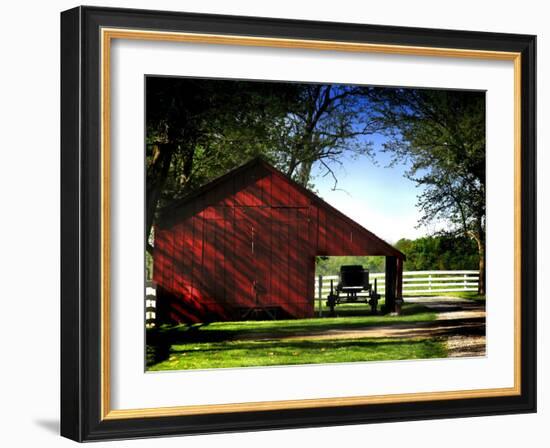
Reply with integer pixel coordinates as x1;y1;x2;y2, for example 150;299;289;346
384;256;397;313
154;286;171;325
395;257;404;314
317;275;323;317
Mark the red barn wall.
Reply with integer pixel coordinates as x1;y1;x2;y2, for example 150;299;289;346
154;162;400;324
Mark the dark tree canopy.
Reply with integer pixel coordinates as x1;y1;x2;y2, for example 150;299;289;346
145;77;302;250
146;78;486;295
146;77;381;251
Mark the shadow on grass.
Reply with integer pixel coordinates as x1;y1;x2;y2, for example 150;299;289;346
148;337;448;370
146;304;438;367
169;337;433;354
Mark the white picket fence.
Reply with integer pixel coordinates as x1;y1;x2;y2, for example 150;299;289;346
316;270;480;299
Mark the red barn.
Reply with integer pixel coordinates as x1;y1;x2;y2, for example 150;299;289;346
154;157;405;324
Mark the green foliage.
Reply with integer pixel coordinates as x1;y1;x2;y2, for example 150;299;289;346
368;88;486;293
314;235;479;275
146;78;300;207
145;80;487;294
145;79;383;247
315;255;385;275
146;303;441;370
369;88;485;235
394;235;479;271
145;251;153;281
147;337;446;370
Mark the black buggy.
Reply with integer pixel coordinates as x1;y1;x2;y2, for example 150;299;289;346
326;265;381;316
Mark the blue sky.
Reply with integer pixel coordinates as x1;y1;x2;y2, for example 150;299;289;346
310;134;434;244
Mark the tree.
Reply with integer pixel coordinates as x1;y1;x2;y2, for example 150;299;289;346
146;79;381;253
273;84;381;189
369;88;486;293
315;255;386;275
146;77;301;252
394;236;479;271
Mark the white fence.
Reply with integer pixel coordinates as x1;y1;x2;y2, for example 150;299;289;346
145;272;479;325
316;270;480;299
145;281;157;328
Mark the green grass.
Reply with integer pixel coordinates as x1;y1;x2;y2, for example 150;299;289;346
153;303;434;341
147;337;447;371
146;303;442;370
404;291;486;301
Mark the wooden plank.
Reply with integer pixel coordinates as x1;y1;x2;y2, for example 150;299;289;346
296;215;312;316
253;207;271;308
385;256;397;311
233;165;262;206
178;220;192;299
249;166;264;206
213;218;225;305
318;207;326;254
203;218;220;315
201;205;225;220
165;229;175;295
396;257;403;300
233;214;254;307
271;217;288;311
281;209;292;313
152;228;168;323
191;216;204;307
257;171;271;206
287;208;300;315
221;174;235;207
204;185;219;206
152;229;164;285
212;177;230;205
271;172;290;206
288;178;308;207
232;167;247;206
223;208;235;308
204;219;217;302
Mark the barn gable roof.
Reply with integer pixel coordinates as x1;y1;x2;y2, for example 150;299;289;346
159;156;405;259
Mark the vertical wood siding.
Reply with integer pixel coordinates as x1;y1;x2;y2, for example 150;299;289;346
154;161;402;324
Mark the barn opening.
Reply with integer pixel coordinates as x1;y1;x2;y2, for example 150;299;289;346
154;157;405;325
314;256;387;316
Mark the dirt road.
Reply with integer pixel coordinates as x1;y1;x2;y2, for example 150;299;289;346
241;297;487;358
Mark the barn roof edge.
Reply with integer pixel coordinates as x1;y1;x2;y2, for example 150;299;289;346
157;156;405;259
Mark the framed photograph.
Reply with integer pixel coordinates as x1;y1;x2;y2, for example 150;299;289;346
60;6;536;441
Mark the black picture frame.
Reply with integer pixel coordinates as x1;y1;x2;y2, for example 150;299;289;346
61;5;536;442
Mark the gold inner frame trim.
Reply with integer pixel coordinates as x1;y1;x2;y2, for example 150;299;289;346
100;27;522;421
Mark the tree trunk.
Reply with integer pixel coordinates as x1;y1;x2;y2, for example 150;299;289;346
297;158;313;186
287;153;298;178
145;143;175;254
472;231;486;296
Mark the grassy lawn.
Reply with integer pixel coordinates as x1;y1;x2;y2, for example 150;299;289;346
148;337;446;371
146;303;444;370
404;291;486;301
